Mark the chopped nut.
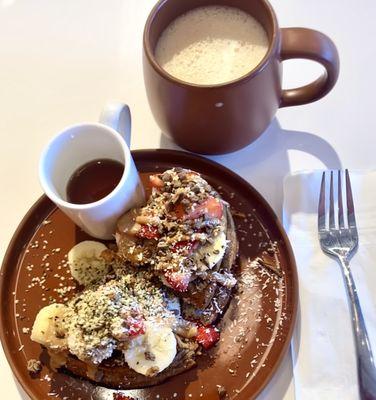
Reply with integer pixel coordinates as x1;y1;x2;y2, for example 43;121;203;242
27;359;42;374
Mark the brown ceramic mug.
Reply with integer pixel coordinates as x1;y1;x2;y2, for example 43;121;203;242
143;0;340;155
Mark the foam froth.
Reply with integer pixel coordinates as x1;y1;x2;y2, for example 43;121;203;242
155;6;269;85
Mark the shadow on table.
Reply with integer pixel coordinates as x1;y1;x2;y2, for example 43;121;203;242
159;118;342;220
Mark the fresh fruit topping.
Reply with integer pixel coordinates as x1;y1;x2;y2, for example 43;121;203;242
136;225;160;240
186;196;223;220
30;304;69;350
117;209;139;235
126;316;146;337
194;231;227;270
204;197;224;219
149;174;164;189
171;240;198;255
123;323;177;377
113;393;135;400
67;241;109;286
164;270;191;292
196;325;220;349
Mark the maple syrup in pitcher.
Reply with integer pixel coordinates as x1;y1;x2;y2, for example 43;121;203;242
66;159;124;204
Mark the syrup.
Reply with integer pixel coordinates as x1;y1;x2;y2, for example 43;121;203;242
66;158;124;204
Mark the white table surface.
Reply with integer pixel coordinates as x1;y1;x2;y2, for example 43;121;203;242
1;0;375;398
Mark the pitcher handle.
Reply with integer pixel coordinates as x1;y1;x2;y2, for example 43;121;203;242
100;102;132;147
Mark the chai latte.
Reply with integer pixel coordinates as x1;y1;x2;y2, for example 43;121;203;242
155;5;269;85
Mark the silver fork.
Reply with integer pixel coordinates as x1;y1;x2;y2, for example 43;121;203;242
318;170;376;400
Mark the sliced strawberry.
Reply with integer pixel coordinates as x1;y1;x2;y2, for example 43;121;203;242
165;270;191;292
126;316;145;337
196;325;220;349
186;197;223;220
171;240;198;255
205;197;224;219
136;224;160;240
113;393;135;400
149;174;164;189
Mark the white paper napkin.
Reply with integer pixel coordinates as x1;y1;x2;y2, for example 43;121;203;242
283;170;376;400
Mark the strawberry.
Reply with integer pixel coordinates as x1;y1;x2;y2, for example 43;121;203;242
164;270;191;292
196;325;220;349
149;174;164;189
136;224;160;240
186;197;223;220
204;197;223;219
126;316;145;337
113;394;135;400
171;240;198;255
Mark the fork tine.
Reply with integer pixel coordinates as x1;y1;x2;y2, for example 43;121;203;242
318;172;326;231
329;171;336;229
338;170;345;229
345;169;357;228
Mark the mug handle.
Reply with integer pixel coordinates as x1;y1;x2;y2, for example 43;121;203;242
100;102;132;147
280;27;340;108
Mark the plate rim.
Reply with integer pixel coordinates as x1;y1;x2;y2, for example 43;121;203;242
0;148;298;400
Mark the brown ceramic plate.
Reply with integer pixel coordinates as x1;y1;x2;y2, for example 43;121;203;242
0;149;297;400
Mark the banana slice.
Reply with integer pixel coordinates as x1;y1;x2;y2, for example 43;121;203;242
67;241;109;286
123;323;177;377
194;230;227;270
31;303;69;350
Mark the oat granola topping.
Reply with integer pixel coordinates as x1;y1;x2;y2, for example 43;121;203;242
116;168;227;278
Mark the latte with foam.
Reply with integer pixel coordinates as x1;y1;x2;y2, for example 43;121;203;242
155;5;269;85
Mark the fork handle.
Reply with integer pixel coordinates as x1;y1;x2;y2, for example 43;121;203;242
340;258;376;400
